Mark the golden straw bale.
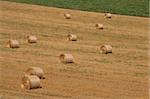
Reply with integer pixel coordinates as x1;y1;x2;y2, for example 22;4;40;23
25;67;45;79
7;40;19;48
100;45;112;54
27;35;37;43
59;53;74;63
95;23;104;29
64;14;71;19
67;34;77;41
21;75;41;89
105;13;112;18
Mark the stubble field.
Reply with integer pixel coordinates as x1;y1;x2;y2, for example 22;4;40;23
0;1;149;99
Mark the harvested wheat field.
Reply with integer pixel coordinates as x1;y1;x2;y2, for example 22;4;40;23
0;1;149;99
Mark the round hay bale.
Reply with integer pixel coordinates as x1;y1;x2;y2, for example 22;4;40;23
67;34;77;41
100;45;112;54
105;13;112;18
59;53;74;63
25;67;45;79
7;40;19;48
64;14;71;19
95;23;104;29
27;35;37;43
21;75;41;89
